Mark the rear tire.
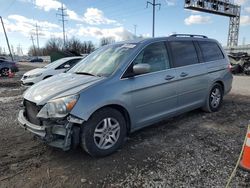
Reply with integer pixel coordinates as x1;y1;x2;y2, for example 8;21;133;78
202;83;223;113
1;68;9;77
243;63;250;75
81;107;127;157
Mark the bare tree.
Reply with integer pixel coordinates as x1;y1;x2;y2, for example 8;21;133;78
100;37;115;46
28;37;95;56
45;38;64;52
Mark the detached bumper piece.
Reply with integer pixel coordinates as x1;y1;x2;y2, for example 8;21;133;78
18;110;80;151
18;110;46;137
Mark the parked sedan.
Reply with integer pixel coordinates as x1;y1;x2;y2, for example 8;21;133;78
0;59;19;77
30;57;44;63
21;56;83;86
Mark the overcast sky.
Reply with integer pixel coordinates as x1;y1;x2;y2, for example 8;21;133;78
0;0;250;55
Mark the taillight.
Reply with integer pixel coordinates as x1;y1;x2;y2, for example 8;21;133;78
227;64;233;72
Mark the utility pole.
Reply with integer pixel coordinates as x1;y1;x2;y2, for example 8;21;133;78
134;24;137;36
31;23;42;54
147;0;161;38
35;23;40;49
57;3;68;47
0;16;13;61
30;35;36;56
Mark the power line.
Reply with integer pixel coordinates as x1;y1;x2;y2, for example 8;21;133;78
1;0;16;14
147;0;161;38
57;2;68;47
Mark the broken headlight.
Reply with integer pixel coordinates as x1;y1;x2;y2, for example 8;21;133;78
37;95;79;118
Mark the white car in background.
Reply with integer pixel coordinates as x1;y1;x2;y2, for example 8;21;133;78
21;56;83;86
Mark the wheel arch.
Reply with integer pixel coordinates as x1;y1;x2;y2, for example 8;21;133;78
1;67;9;71
90;104;131;134
43;75;52;80
214;80;224;95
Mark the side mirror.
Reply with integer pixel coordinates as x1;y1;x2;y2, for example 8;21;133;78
133;64;151;75
64;64;70;69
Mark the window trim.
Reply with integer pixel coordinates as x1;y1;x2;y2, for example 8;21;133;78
121;41;171;79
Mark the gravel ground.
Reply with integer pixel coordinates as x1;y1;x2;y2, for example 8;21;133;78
0;65;250;188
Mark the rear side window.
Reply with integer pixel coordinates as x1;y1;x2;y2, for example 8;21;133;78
199;41;224;62
169;41;199;67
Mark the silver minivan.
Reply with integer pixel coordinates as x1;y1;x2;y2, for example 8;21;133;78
18;34;233;157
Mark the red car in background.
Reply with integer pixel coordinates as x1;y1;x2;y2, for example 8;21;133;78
0;59;19;77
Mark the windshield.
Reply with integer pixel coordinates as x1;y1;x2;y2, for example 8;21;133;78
44;58;72;69
70;43;136;77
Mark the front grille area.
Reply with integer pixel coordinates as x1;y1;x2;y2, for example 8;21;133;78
24;100;42;125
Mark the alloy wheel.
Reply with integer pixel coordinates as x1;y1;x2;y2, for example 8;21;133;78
94;117;120;150
1;68;9;77
210;88;221;108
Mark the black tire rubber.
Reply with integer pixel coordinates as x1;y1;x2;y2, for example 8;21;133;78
0;68;9;77
202;83;223;113
243;63;250;75
81;107;127;157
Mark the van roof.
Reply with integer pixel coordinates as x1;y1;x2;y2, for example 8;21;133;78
119;34;215;45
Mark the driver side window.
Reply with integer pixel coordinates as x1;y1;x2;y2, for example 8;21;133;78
133;42;170;74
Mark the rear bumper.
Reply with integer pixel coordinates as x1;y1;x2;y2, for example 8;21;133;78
224;73;233;95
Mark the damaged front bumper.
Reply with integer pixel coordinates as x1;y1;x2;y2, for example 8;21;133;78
18;110;83;151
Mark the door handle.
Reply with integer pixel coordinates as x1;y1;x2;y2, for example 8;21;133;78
180;72;188;77
165;75;175;80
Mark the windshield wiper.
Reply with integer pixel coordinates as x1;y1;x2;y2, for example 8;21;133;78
75;72;96;77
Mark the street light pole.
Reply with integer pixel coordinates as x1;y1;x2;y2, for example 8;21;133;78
0;16;13;61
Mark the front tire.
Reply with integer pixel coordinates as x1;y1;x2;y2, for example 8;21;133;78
81;107;127;157
202;83;223;112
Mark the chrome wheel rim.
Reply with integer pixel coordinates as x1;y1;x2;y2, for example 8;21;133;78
94;117;120;150
2;68;9;76
210;88;221;108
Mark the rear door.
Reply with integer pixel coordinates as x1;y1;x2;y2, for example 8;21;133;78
126;42;178;128
168;40;208;110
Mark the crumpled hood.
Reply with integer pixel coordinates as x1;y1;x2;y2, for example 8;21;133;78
24;73;104;105
24;68;45;76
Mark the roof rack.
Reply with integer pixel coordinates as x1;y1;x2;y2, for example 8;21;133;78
170;34;208;39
